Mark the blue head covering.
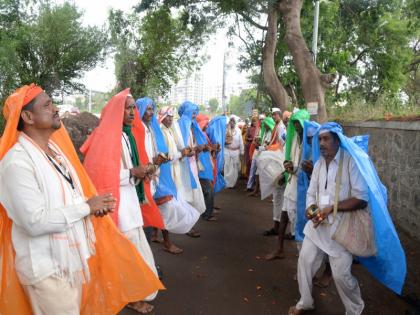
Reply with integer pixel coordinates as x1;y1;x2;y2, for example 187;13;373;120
311;122;406;294
206;115;227;193
135;97;177;199
177;101;214;181
295;121;320;242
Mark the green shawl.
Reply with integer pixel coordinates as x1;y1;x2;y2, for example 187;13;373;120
123;125;145;203
285;109;310;161
259;117;276;142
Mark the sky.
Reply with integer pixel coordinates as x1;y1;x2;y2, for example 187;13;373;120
62;0;251;93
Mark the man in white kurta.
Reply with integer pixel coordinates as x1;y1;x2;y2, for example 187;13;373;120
224;116;244;188
258;108;286;240
158;108;200;229
121;131;159;294
289;130;368;315
0;88;115;315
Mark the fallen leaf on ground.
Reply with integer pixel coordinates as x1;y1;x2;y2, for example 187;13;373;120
255;256;261;260
320;292;327;297
243;297;249;302
256;286;262;290
248;268;254;272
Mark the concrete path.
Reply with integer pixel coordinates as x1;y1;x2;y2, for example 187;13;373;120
120;182;416;315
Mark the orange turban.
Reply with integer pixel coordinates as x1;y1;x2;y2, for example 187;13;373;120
0;85;164;315
196;113;210;130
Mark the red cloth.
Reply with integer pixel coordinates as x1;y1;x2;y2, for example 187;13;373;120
196;113;209;130
80;89;164;229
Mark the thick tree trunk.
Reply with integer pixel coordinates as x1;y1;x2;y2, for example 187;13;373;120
262;5;289;112
278;0;332;123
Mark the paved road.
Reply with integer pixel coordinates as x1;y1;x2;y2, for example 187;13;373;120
120;181;416;315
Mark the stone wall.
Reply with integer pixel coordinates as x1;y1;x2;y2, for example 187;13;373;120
341;121;420;240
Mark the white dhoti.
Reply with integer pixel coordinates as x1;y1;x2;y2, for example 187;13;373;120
224;148;240;188
23;276;82;315
282;196;297;236
272;185;284;222
159;197;200;234
124;227;158;301
256;149;285;200
297;237;364;315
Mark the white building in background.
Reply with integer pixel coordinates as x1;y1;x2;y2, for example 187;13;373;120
168;72;204;105
166;71;253;109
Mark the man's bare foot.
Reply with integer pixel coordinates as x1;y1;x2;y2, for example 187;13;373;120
186;228;201;238
205;215;217;221
288;306;306;315
127;301;154;314
265;250;285;261
163;243;183;255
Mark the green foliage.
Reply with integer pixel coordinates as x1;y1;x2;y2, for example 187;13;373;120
228;88;272;118
109;6;211;98
0;1;107;98
327;92;420;122
163;0;418;116
0;1;107;134
208;97;219;113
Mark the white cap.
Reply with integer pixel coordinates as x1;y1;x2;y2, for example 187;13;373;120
319;129;331;135
271;107;281;114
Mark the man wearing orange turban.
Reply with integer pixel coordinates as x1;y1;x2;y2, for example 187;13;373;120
0;85;163;315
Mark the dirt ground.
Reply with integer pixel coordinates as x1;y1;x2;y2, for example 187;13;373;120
119;180;420;315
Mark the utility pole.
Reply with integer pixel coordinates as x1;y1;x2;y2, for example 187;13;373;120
222;51;227;113
312;0;320;64
88;90;92;113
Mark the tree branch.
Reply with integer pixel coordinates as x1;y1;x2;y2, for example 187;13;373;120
350;48;368;66
232;14;254;56
238;11;268;30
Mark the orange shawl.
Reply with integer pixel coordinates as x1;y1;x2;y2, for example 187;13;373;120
80;89;164;229
0;85;164;315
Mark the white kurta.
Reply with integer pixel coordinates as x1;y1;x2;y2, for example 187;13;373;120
282;134;302;235
0;135;93;314
185;129;206;213
224;126;244;188
143;122;158;194
304;148;369;257
257;122;287;200
155;124;200;233
296;148;368;314
120;133;158;301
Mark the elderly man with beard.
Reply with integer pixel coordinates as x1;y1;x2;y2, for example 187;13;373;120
224;116;244;188
137;100;200;254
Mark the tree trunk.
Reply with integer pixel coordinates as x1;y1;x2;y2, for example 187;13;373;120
262;5;289;112
278;0;332;123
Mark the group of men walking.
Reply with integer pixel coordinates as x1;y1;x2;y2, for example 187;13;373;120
0;84;407;315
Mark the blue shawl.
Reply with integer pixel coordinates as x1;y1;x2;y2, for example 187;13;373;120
177;101;214;181
311;122;406;295
206;115;227;193
136;97;177;199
